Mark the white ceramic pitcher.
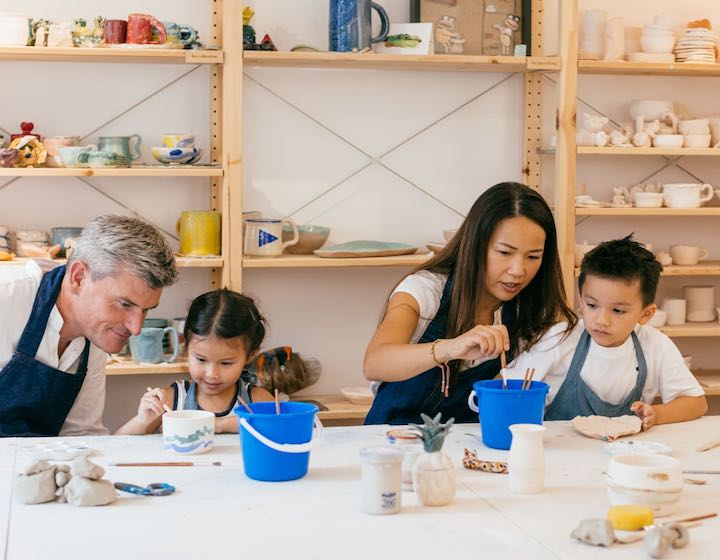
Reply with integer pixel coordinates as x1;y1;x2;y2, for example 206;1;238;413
508;424;546;494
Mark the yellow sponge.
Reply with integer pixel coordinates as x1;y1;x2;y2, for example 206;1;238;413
607;505;654;531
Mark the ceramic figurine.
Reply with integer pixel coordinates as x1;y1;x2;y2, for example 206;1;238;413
9;136;47;168
610;187;632;208
492;14;521;56
72;18;98;47
243;6;257;50
410;413;456;506
434;15;465;54
91;16;105;43
259;33;277;51
577;112;609;147
0;148;19;168
10;122;41;143
31;19;50;47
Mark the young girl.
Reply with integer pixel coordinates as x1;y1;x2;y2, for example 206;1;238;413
116;289;273;435
363;182;577;425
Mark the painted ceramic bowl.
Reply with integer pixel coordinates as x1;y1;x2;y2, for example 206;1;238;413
151;146;203;165
282;224;330;254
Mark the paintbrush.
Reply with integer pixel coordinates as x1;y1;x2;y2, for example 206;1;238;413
147;386;172;413
109;461;222;467
696;437;720;452
495;308;508;389
275;388;281;414
236;395;253;413
682;469;720;475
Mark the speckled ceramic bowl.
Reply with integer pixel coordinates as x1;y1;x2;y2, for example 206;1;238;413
282;224;330;254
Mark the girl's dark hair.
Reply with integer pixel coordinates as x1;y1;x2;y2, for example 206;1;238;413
184;288;266;354
412;182;576;368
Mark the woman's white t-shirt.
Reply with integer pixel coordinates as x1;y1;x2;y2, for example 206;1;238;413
504;319;704;405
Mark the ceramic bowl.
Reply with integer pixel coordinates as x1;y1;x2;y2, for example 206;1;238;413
151;146;203;165
633;192;664;208
442;229;458;243
605;454;683;516
640;34;675;54
340;386;374;405
282;224;330;254
683;134;711;149
652;134;683;149
647;309;667;327
162;410;214;454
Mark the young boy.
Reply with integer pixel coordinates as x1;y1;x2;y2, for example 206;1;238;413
505;236;707;430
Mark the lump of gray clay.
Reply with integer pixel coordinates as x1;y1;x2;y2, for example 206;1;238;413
24;460;53;476
70;456;105;480
15;469;57;504
64;477;116;507
570;519;616;547
645;523;690;559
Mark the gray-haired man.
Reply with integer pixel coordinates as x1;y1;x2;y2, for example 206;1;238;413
0;215;178;436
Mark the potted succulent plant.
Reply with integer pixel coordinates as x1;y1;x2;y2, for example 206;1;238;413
409;413;456;506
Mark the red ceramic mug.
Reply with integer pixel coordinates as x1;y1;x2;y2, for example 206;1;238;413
126;13;166;44
103;19;127;44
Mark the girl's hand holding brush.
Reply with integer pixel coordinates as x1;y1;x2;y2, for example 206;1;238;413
138;387;171;421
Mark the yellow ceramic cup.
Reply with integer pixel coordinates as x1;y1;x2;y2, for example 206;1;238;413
177;211;221;257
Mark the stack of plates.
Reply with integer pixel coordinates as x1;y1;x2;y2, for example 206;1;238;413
627;52;675;63
674;28;718;63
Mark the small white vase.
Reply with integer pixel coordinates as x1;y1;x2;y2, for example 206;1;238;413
508;424;546;494
412;451;456;506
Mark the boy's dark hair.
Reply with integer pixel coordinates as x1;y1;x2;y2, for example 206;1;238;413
184;288;266;354
578;235;663;306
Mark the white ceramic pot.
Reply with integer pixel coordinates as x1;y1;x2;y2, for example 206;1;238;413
162;410;215;454
652;134;683;149
629;100;674;121
678;119;710;135
683;134;711;149
634;192;664;208
508;424;546;494
0;13;30;46
605;454;682;516
683;285;715;322
641;34;675;53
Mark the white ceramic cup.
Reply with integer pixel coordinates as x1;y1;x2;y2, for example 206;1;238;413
678;119;710;135
647;309;667;328
683;134;711;149
243;218;299;257
662;183;714;208
683;285;715;322
661;298;686;325
669;244;708;266
633;192;664;208
162;410;215;454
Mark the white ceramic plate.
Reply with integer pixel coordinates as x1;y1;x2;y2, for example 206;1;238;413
21;441;95;461
314;241;417;258
340;386;374;405
604;440;673;456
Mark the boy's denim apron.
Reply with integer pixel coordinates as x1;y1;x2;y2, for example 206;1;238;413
544;330;647;421
365;276;516;425
0;265;89;437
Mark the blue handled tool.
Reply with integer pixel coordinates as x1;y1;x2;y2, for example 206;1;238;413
114;482;175;496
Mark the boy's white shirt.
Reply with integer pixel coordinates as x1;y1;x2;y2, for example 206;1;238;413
505;319;704;406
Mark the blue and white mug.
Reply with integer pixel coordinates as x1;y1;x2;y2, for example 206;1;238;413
244;218;298;257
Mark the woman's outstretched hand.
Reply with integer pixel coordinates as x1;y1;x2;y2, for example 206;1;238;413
435;324;509;363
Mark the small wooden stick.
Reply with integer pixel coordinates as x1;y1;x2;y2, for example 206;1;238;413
671;512;717;524
236;395;253;413
109;461;222;467
696;437;720;452
274;388;281;414
525;368;536;389
147;387;172;413
521;368;530;390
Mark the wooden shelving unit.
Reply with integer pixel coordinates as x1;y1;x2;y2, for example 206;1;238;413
244;51;560;73
0;46;223;64
106;360;189;376
0;166;223;177
243;254;431;269
659;324;720;337
694;370;720;397
292;394;371;422
1;256;223;268
579;60;720;77
575;208;720;217
574;261;720;277
577;146;720;156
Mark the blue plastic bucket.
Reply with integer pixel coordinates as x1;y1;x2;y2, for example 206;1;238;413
467;379;549;450
235;401;323;482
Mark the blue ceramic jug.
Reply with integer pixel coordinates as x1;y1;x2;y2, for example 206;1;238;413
329;0;389;52
97;135;142;168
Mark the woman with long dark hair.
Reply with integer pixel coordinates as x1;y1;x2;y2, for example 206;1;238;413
364;182;576;425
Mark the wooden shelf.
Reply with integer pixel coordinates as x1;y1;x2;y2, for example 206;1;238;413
579;60;720;77
659;324;720;337
244;51;560;72
694;370;720;397
575;208;720;217
0;165;223;177
106;360;189;376
577;146;720;156
293;394;370;421
243;253;431;268
0;46;223;64
575;261;720;277
1;256;223;268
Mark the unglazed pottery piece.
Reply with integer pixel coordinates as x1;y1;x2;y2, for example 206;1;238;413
314;241;417;258
571;415;642;441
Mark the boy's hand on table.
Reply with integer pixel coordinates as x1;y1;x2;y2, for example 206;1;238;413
631;401;656;431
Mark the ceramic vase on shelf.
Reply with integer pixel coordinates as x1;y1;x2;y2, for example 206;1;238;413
508;424;546;494
409;413;456;506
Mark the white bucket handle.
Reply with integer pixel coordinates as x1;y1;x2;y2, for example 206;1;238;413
239;415;324;453
468;390;479;413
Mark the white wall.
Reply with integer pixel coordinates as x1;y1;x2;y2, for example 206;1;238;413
4;1;719;431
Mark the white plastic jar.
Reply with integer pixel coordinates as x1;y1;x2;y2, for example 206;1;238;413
359;446;403;514
386;429;423;491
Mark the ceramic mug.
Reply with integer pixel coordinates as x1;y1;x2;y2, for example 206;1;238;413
177;210;221;257
669;245;707;266
163;410;214;454
58;145;98;168
87;150;126;168
661;299;686;326
244;219;299;257
97;135;141;167
126;13;166;44
329;0;390;52
43;136;78;168
662;183;713;208
683;285;715;322
129;326;179;364
103;19;127;44
163;21;198;47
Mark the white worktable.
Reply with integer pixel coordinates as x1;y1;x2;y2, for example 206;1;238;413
2;418;719;559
